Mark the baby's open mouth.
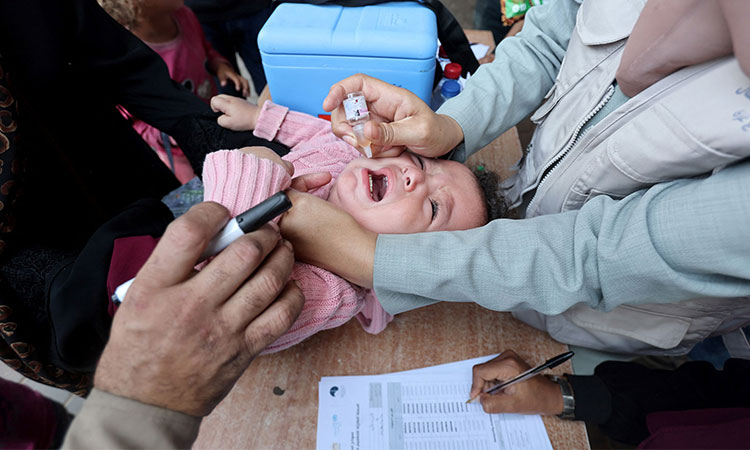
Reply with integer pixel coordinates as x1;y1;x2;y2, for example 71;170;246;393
368;173;388;202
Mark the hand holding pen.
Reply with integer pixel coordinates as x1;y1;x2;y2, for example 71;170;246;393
96;200;304;417
468;350;575;415
113;192;293;304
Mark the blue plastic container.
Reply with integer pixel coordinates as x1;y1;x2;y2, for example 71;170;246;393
258;2;437;117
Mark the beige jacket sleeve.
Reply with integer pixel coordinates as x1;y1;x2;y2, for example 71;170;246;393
62;388;201;449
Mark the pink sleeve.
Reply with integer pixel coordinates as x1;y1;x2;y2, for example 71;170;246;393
202;150;291;218
253;101;339;148
356;291;394;334
262;263;366;354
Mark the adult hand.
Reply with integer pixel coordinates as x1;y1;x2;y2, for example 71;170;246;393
323;74;464;158
94;202;304;417
470;351;564;415
280;189;376;288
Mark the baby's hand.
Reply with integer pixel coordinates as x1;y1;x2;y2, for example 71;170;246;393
211;94;260;131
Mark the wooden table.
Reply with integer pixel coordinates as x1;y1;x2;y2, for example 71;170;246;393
194;303;589;449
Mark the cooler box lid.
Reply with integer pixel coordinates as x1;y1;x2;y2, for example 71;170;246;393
259;2;437;60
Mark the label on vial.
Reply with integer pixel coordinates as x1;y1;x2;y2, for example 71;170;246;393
344;95;369;122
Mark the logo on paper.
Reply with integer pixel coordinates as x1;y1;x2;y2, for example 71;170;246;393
329;386;346;398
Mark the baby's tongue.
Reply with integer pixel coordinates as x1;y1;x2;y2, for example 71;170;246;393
373;176;387;202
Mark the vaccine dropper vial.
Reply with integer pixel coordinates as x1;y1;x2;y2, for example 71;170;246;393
343;91;372;158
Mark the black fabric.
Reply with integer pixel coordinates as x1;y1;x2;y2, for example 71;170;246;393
0;246;79;384
51;397;75;449
48;199;174;373
196;7;271;94
0;200;171;389
186;0;272;23
567;358;750;445
0;53;23;258
473;0;513;45
272;0;479;77
0;0;288;210
0;0;287;392
566;372;611;424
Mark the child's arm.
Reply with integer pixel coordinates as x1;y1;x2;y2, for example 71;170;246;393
211;98;343;150
253;101;343;149
202;149;291;218
183;6;250;97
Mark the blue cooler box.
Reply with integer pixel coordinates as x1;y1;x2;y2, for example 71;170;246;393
258;2;437;117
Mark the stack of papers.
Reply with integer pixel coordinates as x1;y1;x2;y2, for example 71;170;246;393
317;355;553;450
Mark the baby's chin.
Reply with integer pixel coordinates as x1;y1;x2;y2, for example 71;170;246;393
325;183;360;220
325;183;384;233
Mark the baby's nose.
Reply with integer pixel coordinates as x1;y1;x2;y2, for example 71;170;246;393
403;167;425;192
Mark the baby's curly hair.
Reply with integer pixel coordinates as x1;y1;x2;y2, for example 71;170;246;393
97;0;140;29
473;166;512;220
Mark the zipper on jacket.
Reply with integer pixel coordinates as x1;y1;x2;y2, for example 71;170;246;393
525;84;616;215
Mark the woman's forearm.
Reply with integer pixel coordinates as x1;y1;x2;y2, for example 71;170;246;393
373;159;750;315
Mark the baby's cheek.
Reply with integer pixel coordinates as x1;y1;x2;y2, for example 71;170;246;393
326;176;363;221
362;208;422;235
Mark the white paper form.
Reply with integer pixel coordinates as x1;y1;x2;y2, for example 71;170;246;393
388;354;500;378
317;356;553;450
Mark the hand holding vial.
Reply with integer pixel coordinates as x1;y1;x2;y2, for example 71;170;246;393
324;74;464;159
343;91;373;158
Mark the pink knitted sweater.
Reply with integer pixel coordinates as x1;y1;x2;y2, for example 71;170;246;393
202;101;392;353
